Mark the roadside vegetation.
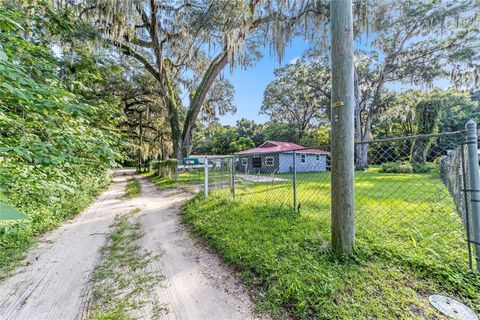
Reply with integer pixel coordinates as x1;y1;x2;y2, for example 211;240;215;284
90;208;166;319
122;179;141;199
183;169;480;319
0;5;125;279
144;170;204;190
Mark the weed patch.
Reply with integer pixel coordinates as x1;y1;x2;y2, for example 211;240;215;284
142;170;204;190
90;208;167;319
122;178;141;199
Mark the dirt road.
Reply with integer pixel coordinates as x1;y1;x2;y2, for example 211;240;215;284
0;169;264;320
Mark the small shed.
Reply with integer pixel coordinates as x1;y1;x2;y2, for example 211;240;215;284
236;141;330;174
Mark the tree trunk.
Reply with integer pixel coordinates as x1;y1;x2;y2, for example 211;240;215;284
138;111;143;172
356;143;368;169
181;51;229;157
161;72;182;160
410;101;440;165
330;0;355;257
167;98;182;160
354;69;370;170
411;139;429;164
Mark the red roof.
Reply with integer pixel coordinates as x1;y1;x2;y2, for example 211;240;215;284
236;141;330;155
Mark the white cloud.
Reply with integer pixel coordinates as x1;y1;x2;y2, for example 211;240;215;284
288;57;299;64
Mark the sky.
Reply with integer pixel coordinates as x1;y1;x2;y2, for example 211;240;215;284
219;38;311;126
216;36;451;127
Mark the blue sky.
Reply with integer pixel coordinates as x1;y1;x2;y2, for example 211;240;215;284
218;36;451;126
220;38;311;126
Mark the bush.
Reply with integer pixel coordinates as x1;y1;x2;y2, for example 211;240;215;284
381;162;413;173
380;162;434;173
0;161;112;278
412;163;434;173
151;159;177;179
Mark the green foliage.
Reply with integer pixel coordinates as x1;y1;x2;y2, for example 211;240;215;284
228;136;255;153
192;124;258;155
412;163;434;173
183;171;480;318
192;120;332;155
261;59;330;134
414;95;442;136
0;4;124;277
381;162;414;173
411;89;477;164
261;122;301;143
0;162;112;278
300;126;331;147
381;162;434;174
151;159;177;179
375;90;421;138
235;118;264;146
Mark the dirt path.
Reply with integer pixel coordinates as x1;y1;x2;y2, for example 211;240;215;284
127;176;265;320
0;169;265;320
0;169;134;320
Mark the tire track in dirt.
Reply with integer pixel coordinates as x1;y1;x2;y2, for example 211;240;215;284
127;176;268;320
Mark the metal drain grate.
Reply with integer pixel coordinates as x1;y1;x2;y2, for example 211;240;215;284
429;295;478;320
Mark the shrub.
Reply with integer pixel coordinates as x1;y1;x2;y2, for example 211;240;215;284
380;162;413;173
380;162;434;173
151;159;177;179
412;162;434;173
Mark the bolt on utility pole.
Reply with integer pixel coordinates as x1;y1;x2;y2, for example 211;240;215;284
465;120;480;270
330;0;355;257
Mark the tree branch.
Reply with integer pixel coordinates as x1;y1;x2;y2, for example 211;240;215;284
109;39;161;82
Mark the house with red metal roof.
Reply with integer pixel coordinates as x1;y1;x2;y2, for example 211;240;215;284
236;141;330;174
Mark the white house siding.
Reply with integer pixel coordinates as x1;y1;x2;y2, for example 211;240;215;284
279;153;327;173
238;153;327;174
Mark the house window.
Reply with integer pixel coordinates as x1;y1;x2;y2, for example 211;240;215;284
300;154;306;164
315;154;320;162
265;156;274;166
241;158;248;166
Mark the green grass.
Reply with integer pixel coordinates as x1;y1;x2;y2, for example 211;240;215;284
122;178;141;199
90;208;167;319
183;169;480;319
143;169;205;190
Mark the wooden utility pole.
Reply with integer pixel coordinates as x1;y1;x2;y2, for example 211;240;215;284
330;0;355;256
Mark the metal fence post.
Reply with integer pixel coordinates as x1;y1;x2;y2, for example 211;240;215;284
204;157;209;198
220;159;224;189
175;160;179;182
465;119;480;270
231;157;236;200
293;151;297;214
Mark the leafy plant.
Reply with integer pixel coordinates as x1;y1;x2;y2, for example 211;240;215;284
0;3;124;277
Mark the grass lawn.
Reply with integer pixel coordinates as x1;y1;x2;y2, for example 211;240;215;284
144;169;205;190
182;168;480;319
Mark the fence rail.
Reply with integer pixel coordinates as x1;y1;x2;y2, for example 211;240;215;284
176;126;480;272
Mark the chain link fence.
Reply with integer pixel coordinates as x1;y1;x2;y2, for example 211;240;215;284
177;128;480;272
